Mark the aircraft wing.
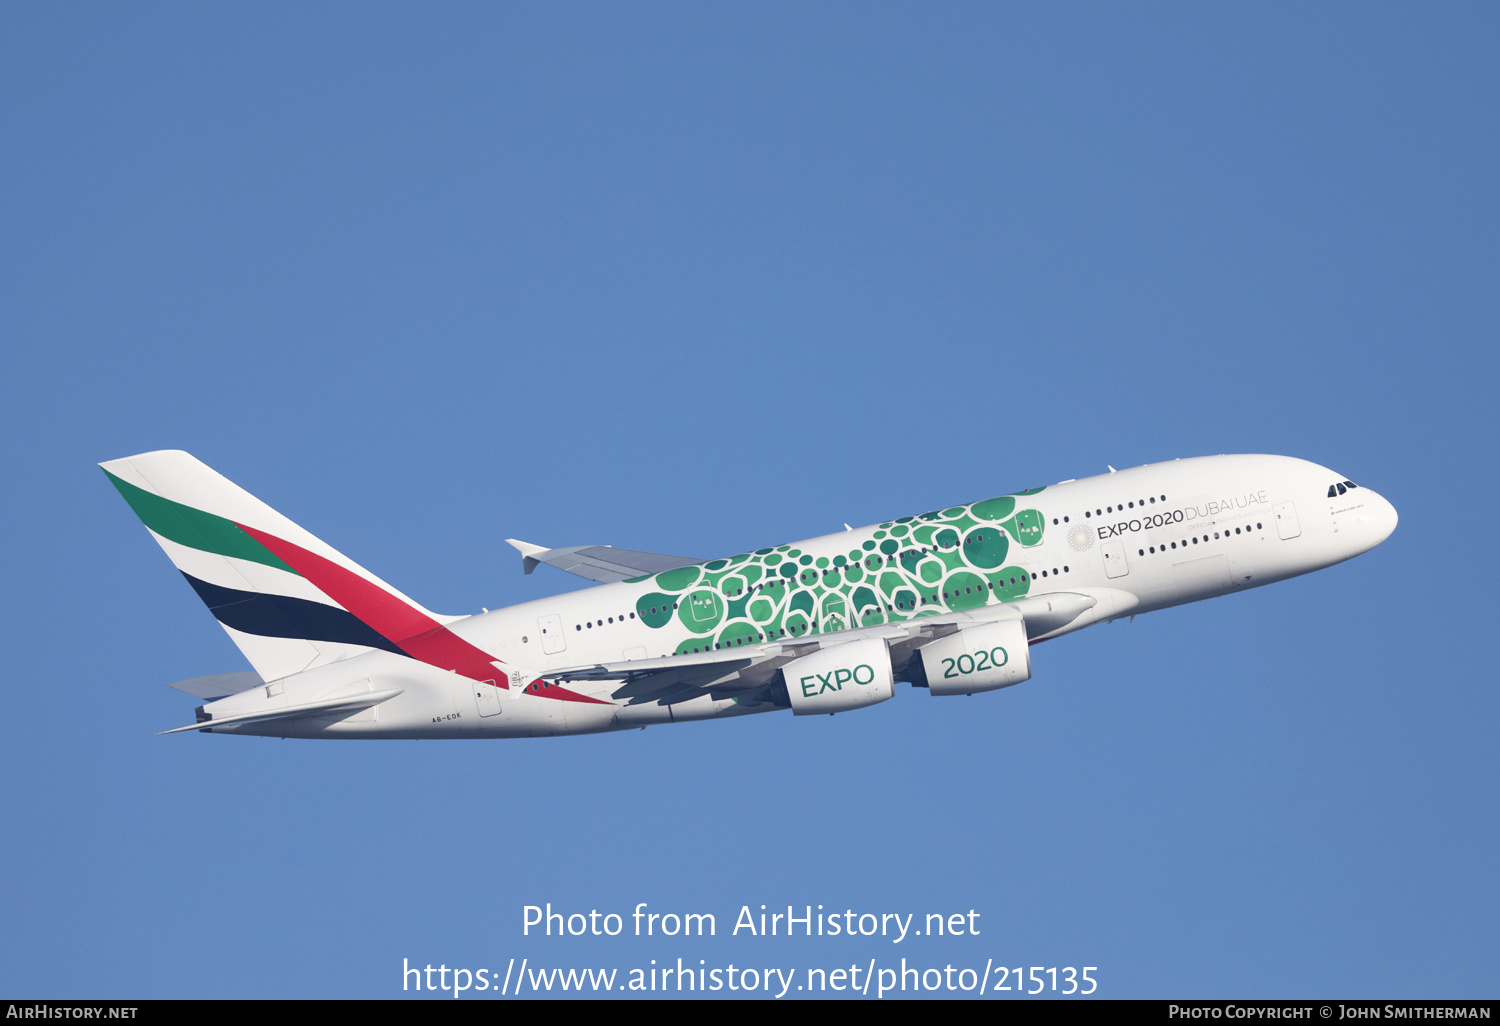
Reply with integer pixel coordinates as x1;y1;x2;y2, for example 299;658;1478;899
539;592;1098;707
505;539;704;583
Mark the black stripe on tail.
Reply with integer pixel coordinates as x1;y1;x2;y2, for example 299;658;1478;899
180;573;406;656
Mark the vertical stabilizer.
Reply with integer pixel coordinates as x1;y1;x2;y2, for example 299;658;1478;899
102;450;453;681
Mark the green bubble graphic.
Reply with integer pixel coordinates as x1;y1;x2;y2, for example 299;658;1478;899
718;621;762;648
962;528;1010;569
678;589;724;634
655;566;701;591
636;592;680;629
990;566;1031;602
1002;509;1045;546
970;496;1016;521
945;571;988;611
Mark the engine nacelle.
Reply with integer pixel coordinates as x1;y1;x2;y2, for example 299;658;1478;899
914;619;1031;696
782;637;895;716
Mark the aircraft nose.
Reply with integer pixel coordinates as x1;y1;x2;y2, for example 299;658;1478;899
1360;489;1398;546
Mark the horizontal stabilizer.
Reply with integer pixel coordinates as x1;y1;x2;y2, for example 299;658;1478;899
164;671;264;701
504;539;703;583
160;686;404;735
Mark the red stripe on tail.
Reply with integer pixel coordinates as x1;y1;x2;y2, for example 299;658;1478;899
237;524;607;705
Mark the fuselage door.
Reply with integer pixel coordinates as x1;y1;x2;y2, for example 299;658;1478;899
538;613;567;655
1100;538;1130;579
1274;502;1302;540
473;679;502;717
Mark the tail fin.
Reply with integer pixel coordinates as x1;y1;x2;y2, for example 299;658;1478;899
102;450;454;682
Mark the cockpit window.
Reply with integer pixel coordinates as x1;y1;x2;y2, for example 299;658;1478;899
1328;485;1338;497
1336;482;1347;495
1343;480;1357;489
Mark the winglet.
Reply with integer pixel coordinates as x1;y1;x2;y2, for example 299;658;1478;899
505;538;549;575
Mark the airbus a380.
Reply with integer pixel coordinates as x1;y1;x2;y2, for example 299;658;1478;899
103;450;1396;739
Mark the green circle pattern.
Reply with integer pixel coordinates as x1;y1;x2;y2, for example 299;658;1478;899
639;489;1046;645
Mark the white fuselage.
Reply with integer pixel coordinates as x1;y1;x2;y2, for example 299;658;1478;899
204;454;1397;739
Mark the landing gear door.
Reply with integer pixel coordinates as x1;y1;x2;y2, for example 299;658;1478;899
1274;502;1301;540
538;613;566;655
1100;538;1130;579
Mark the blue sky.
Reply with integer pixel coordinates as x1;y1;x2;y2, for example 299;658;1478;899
1;3;1495;998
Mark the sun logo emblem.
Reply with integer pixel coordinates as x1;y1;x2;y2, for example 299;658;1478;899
1067;524;1094;552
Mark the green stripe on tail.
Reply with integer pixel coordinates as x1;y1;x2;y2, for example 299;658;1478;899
103;470;298;574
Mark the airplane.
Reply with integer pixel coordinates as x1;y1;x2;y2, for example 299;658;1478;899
102;450;1397;739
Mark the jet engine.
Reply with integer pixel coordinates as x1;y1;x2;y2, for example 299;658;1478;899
781;637;895;716
909;619;1030;696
